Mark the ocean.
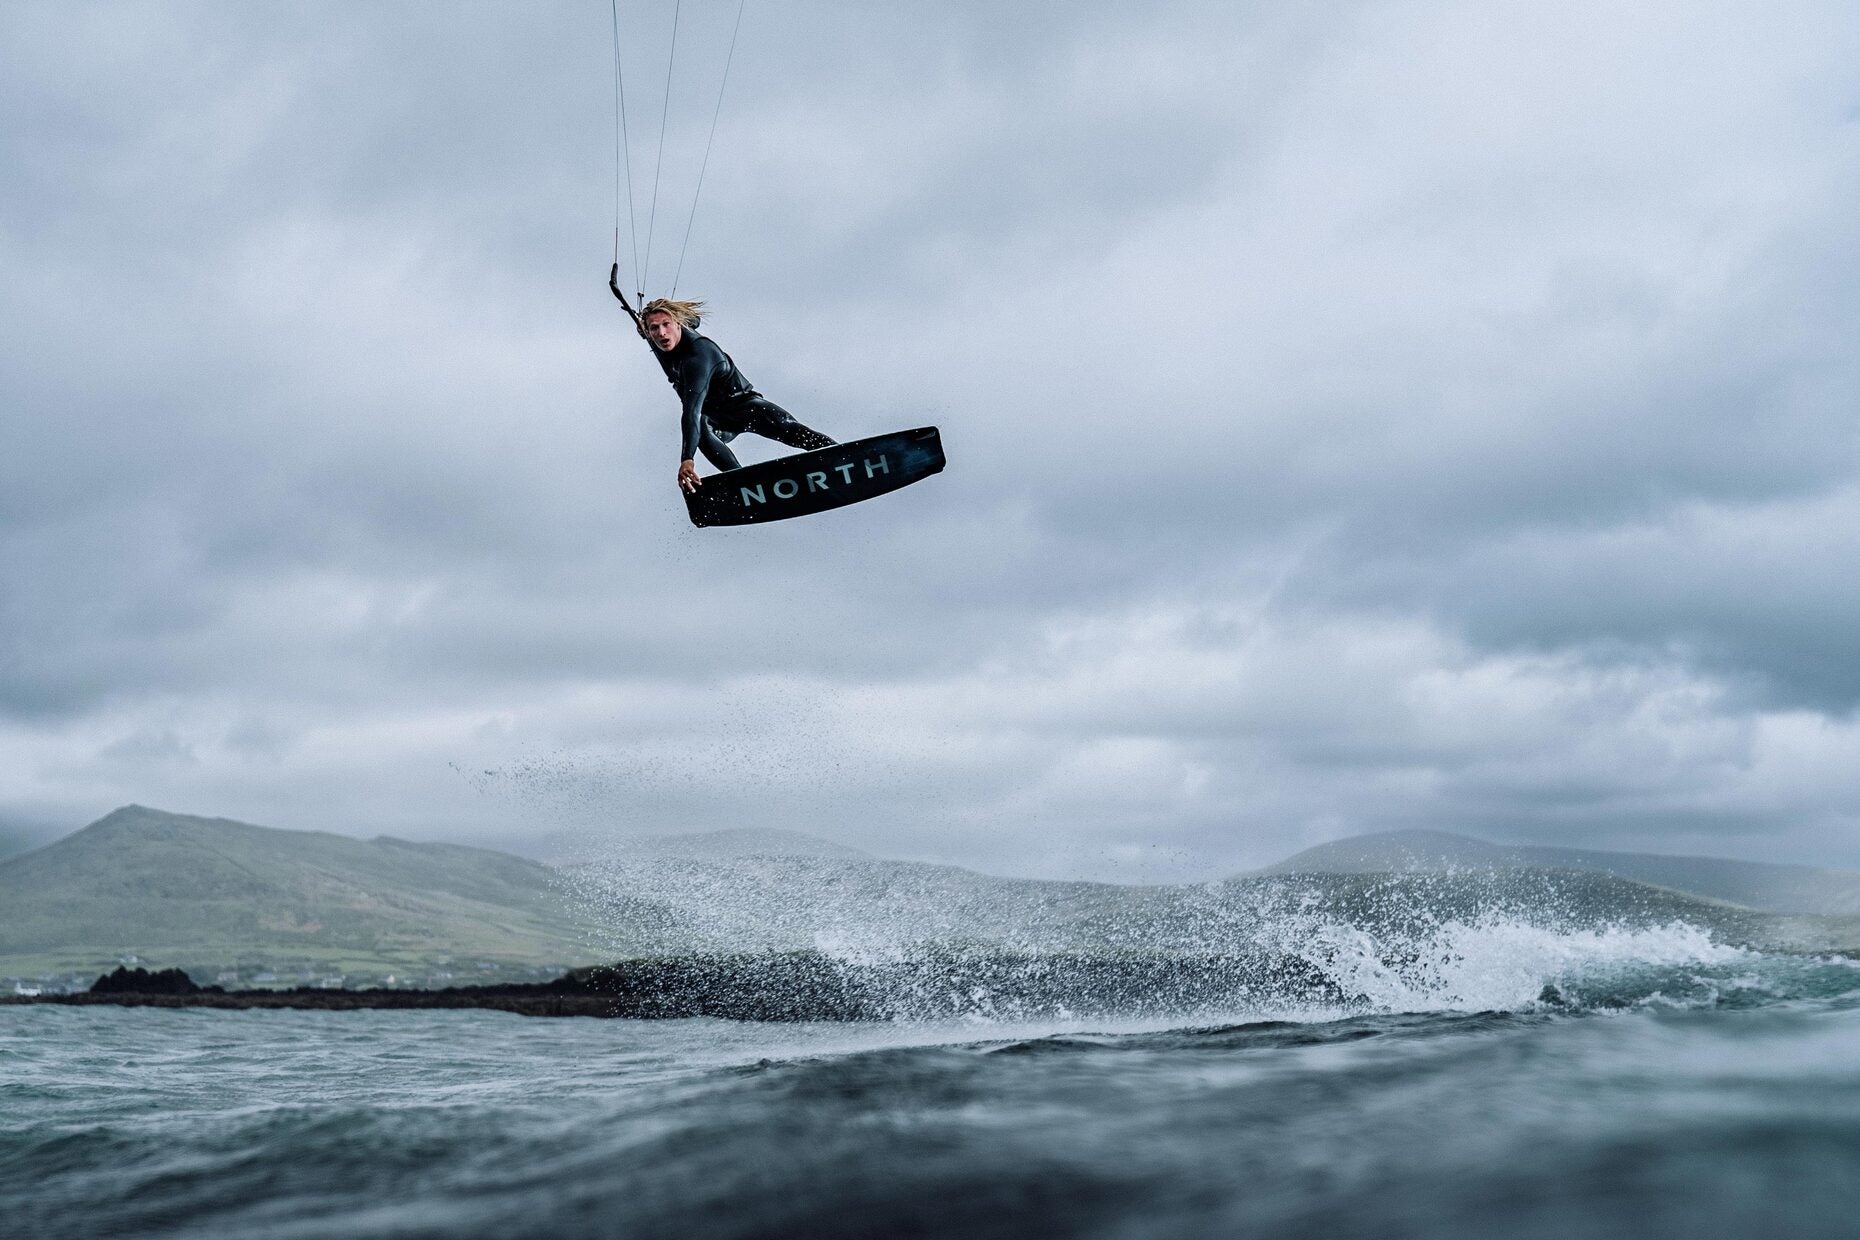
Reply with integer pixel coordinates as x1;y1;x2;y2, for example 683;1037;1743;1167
5;911;1860;1237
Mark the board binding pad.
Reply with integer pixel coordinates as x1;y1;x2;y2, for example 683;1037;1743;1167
683;426;945;527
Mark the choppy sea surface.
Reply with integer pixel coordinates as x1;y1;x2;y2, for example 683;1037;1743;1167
6;920;1860;1238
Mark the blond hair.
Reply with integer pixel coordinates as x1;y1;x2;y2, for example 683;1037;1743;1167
641;297;705;329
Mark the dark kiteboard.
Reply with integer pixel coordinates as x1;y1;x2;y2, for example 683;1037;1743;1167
682;427;945;528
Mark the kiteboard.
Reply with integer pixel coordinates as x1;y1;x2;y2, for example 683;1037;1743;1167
683;427;945;528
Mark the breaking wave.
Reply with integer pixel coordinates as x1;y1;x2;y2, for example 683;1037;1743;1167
553;858;1860;1023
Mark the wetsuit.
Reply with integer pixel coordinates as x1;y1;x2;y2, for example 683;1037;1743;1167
649;324;834;472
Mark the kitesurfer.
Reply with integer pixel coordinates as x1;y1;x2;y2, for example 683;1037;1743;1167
610;269;835;493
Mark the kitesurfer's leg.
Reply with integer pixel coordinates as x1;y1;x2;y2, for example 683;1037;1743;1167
698;421;740;472
734;398;835;451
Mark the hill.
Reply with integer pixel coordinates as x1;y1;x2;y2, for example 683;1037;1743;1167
0;806;654;985
10;808;1857;993
1256;829;1860;916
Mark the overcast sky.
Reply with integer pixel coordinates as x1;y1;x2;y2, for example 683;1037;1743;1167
3;1;1858;881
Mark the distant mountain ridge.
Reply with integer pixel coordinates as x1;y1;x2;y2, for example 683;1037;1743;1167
0;806;632;982
1256;829;1860;916
8;807;1858;988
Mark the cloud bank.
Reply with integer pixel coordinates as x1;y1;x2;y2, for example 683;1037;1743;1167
3;1;1858;879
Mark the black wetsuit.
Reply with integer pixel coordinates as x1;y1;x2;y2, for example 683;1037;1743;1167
649;325;834;471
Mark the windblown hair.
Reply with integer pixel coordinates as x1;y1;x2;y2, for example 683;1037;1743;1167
641;297;705;329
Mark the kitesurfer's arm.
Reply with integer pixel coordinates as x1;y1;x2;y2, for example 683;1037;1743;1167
678;373;713;463
676;345;720;491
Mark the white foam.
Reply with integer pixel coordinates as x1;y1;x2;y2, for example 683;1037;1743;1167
1287;914;1755;1014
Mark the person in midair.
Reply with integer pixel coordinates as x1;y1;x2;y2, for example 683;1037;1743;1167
611;268;836;494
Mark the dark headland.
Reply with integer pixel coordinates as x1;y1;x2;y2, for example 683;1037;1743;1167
7;952;1349;1022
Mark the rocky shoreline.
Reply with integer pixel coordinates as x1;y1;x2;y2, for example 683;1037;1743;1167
4;950;1345;1022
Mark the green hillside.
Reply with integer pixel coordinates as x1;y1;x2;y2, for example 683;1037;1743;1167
0;806;666;984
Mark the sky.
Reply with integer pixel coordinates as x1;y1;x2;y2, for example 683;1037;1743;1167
3;0;1858;882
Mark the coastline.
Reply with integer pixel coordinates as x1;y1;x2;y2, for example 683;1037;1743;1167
2;948;1343;1022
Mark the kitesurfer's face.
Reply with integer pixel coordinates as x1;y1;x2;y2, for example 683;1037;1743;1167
645;312;682;351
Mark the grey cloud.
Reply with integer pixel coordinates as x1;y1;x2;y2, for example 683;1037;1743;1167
1369;487;1860;711
4;1;1860;876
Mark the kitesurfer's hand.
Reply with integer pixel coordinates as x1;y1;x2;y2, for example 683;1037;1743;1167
678;459;701;493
